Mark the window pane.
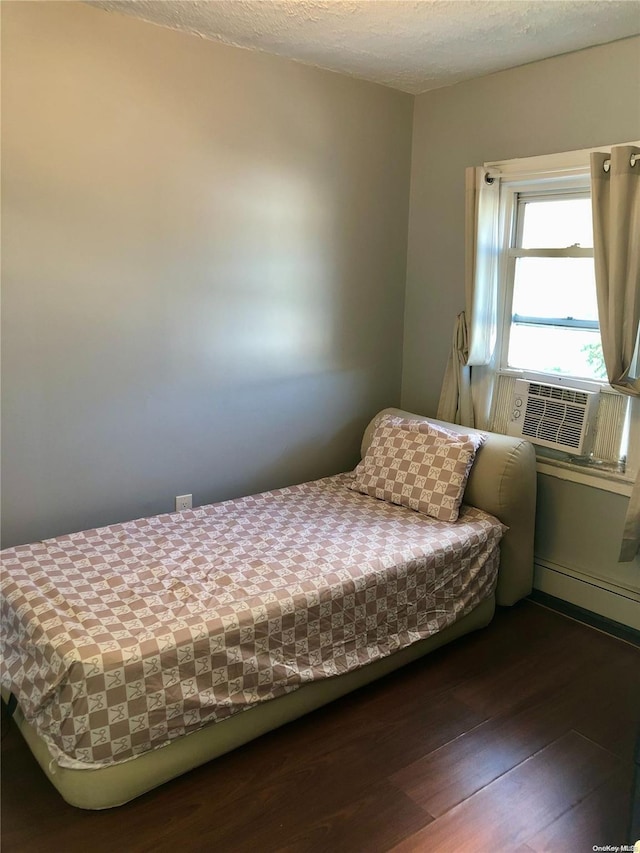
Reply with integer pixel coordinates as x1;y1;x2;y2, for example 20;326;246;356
512;257;598;322
507;326;606;380
520;197;593;248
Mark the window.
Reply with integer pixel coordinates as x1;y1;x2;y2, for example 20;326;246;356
497;179;603;383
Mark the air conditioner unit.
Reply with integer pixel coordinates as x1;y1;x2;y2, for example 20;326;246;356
506;379;600;454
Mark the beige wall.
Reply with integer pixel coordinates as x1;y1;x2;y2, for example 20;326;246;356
3;1;639;618
1;2;413;547
402;36;640;619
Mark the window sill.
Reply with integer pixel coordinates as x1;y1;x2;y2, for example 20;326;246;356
536;457;635;496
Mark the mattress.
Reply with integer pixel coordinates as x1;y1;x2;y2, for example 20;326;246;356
1;473;504;773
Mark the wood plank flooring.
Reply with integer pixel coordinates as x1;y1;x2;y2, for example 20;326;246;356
2;600;638;853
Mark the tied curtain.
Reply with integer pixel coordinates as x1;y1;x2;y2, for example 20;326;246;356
437;167;501;427
591;145;640;562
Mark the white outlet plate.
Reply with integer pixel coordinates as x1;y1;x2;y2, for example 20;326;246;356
175;494;192;512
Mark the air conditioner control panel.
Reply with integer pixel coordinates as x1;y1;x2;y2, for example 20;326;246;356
511;395;523;419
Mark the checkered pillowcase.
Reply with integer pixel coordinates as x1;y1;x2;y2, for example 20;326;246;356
350;415;485;522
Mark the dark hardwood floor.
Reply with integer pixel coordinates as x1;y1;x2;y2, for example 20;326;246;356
2;600;639;852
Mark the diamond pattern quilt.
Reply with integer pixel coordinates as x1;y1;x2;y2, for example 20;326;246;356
1;474;504;770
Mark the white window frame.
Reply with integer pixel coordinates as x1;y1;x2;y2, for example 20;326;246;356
483;147;640;493
495;174;603;391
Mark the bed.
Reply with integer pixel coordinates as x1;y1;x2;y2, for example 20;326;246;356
1;408;536;809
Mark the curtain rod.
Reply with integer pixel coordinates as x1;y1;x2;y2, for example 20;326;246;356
603;152;638;172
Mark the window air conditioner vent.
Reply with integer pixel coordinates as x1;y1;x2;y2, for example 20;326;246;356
506;380;600;454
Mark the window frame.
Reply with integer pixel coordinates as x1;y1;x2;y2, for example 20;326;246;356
495;173;607;392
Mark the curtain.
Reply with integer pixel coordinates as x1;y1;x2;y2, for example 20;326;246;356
591;144;640;562
437;167;501;427
437;313;472;425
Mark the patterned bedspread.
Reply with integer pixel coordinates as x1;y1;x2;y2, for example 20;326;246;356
1;474;504;770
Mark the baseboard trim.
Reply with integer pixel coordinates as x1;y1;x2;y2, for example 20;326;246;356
529;590;640;648
533;562;640;631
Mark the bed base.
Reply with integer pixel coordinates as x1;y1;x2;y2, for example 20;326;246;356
3;598;494;810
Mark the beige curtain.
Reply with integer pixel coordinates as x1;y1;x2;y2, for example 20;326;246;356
437;167;500;427
437;313;472;425
591;144;640;562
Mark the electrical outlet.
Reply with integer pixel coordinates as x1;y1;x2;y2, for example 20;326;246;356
175;494;192;512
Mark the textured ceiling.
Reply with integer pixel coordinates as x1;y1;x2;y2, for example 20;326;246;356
91;0;640;94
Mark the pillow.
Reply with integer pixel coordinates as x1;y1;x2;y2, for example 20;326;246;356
349;415;485;522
